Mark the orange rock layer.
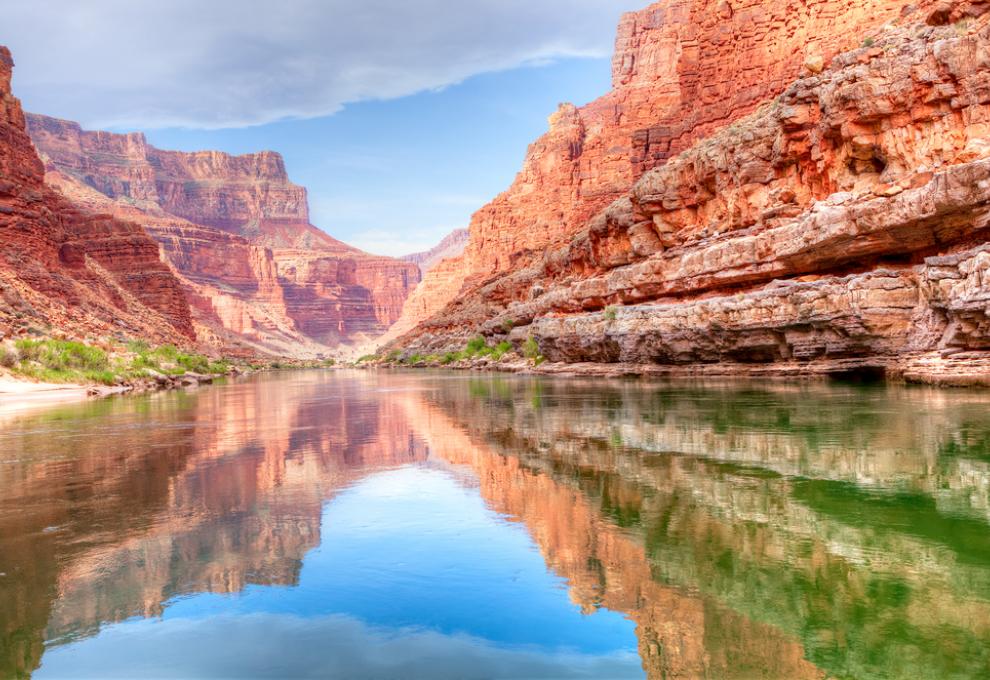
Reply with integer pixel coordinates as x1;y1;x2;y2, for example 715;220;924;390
394;0;990;384
27;115;419;355
0;46;194;343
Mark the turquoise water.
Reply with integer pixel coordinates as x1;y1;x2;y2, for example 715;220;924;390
2;370;990;678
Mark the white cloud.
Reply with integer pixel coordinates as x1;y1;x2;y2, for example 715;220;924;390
36;613;644;679
3;0;642;130
347;226;465;258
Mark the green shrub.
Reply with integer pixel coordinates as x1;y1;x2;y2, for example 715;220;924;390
16;339;109;372
152;344;180;361
177;352;211;374
207;359;231;374
466;336;488;355
15;339;42;362
126;339;150;354
523;337;541;360
492;341;513;361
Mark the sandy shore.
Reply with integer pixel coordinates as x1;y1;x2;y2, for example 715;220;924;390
0;376;94;419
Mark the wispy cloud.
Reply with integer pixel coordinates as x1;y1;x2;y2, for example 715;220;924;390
346;226;466;258
4;0;642;130
37;613;644;679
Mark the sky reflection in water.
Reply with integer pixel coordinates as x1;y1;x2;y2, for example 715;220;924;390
1;370;990;678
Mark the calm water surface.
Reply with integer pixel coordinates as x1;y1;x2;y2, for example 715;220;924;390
1;370;990;679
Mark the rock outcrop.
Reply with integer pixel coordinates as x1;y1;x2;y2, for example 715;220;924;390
394;0;990;385
27;115;420;356
0;46;194;344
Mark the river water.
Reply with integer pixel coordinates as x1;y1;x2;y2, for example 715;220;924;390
1;369;989;679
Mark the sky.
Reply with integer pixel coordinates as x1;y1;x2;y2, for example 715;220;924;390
3;0;644;256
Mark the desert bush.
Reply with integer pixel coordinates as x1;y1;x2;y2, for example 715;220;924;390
0;345;17;369
523;337;541;360
491;341;513;361
465;336;488;356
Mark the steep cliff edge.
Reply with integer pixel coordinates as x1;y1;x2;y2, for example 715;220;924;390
0;46;194;344
27;115;420;356
393;0;990;385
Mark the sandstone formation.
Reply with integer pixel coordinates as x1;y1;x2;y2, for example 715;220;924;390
393;0;990;384
0;47;194;344
402;228;469;274
27;115;420;356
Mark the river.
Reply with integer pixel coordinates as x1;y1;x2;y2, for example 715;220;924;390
1;370;989;678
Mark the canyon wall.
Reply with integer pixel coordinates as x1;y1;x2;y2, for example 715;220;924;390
394;0;990;384
27;115;420;356
0;46;194;344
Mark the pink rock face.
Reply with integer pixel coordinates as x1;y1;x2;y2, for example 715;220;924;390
0;46;194;343
27;114;420;354
394;2;990;385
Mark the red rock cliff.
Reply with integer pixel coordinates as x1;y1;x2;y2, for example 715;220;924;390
27;116;420;354
393;0;990;385
0;46;194;343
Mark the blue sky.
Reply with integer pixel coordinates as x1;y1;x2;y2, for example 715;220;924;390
4;0;643;256
144;57;614;256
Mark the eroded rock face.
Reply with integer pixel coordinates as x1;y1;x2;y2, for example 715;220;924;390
396;2;990;384
0;46;194;343
391;0;947;341
27;115;420;355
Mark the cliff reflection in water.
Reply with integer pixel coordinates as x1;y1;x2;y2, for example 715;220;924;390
2;371;990;678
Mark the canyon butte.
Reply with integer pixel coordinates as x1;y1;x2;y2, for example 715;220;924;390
387;0;990;386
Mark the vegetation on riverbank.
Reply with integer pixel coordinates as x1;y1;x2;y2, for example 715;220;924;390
355;336;545;369
0;338;234;386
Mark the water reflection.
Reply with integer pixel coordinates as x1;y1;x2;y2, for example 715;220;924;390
1;370;989;678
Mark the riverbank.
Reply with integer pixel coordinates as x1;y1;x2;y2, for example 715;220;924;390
359;337;990;388
0;336;342;414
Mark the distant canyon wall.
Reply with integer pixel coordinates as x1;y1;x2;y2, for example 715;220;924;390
27;115;419;356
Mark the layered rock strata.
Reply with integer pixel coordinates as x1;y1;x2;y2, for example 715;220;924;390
395;2;990;384
27;115;419;355
0;46;194;343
